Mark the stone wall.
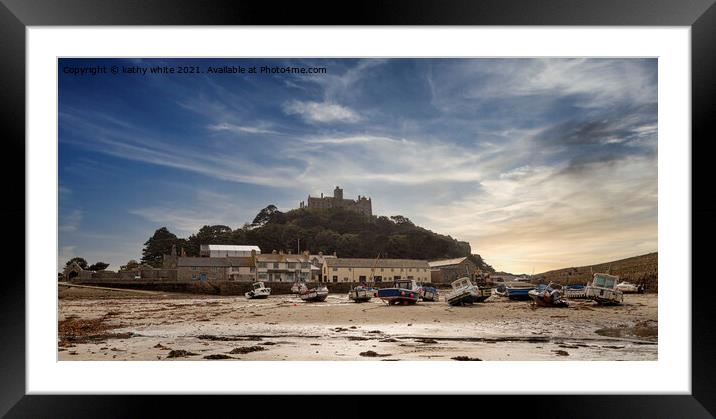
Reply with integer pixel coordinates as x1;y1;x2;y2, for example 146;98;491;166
67;279;449;295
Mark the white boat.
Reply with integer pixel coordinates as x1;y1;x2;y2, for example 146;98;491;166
585;273;624;305
245;282;271;299
348;285;375;303
616;281;640;293
293;281;329;302
445;277;480;306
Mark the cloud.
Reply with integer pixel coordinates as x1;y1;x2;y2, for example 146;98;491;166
282;100;361;123
59;209;83;232
207;122;279;135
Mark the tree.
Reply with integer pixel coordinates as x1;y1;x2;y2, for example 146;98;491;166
65;257;88;270
390;215;414;226
251;205;283;227
122;260;140;270
141;227;180;268
88;262;109;271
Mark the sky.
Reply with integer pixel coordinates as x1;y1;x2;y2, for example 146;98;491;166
58;58;657;274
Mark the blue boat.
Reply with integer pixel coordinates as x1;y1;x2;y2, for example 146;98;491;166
495;282;535;300
418;283;439;301
562;284;587;299
378;279;420;305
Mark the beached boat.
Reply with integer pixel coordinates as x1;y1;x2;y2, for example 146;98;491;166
348;285;376;303
293;281;329;302
495;281;535;300
445;277;480;306
585;273;624;305
528;284;569;307
377;279;420;305
616;281;642;294
245;282;271;299
562;284;587;299
418;284;439;301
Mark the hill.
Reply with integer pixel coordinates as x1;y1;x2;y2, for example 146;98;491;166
533;252;658;291
139;205;495;272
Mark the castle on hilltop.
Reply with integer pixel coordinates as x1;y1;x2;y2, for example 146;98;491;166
299;186;372;216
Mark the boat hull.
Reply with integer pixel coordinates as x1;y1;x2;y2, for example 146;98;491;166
446;290;476;306
377;288;419;305
419;287;439;301
348;288;375;303
585;286;623;305
506;287;533;300
528;289;569;307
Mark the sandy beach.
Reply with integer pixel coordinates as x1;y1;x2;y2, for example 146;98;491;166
58;285;657;361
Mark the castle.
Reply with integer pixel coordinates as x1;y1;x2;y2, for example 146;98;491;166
299;186;372;216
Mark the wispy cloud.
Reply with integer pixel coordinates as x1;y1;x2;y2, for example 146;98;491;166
283;100;361;123
59;209;83;232
207;122;279;135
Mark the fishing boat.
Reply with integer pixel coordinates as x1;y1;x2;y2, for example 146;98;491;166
528;284;569;307
616;281;640;294
245;282;271;299
377;279;420;305
495;281;535;300
445;277;480;306
562;284;587;299
418;283;439;301
293;281;329;302
348;284;376;303
585;273;623;305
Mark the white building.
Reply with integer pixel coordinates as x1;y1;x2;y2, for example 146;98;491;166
200;244;261;258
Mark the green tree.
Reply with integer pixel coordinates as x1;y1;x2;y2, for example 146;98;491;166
141;227;180;267
65;257;88;270
88;262;109;271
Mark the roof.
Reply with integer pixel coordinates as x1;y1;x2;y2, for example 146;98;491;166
256;253;310;263
200;244;261;252
428;257;469;268
177;256;255;267
325;258;430;269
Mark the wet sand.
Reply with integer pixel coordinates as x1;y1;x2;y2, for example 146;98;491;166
58;286;657;361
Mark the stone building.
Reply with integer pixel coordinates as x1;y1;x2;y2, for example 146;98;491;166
322;258;431;284
164;244;256;281
255;251;313;282
428;257;480;284
173;256;256;281
299;186;372;216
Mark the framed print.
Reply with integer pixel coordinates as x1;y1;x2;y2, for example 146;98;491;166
2;0;714;416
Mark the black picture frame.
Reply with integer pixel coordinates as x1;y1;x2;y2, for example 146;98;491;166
2;0;713;416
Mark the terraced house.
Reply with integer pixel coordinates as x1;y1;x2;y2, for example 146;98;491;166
255;251;313;282
322;258;431;283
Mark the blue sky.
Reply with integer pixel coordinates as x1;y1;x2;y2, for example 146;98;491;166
59;58;658;273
